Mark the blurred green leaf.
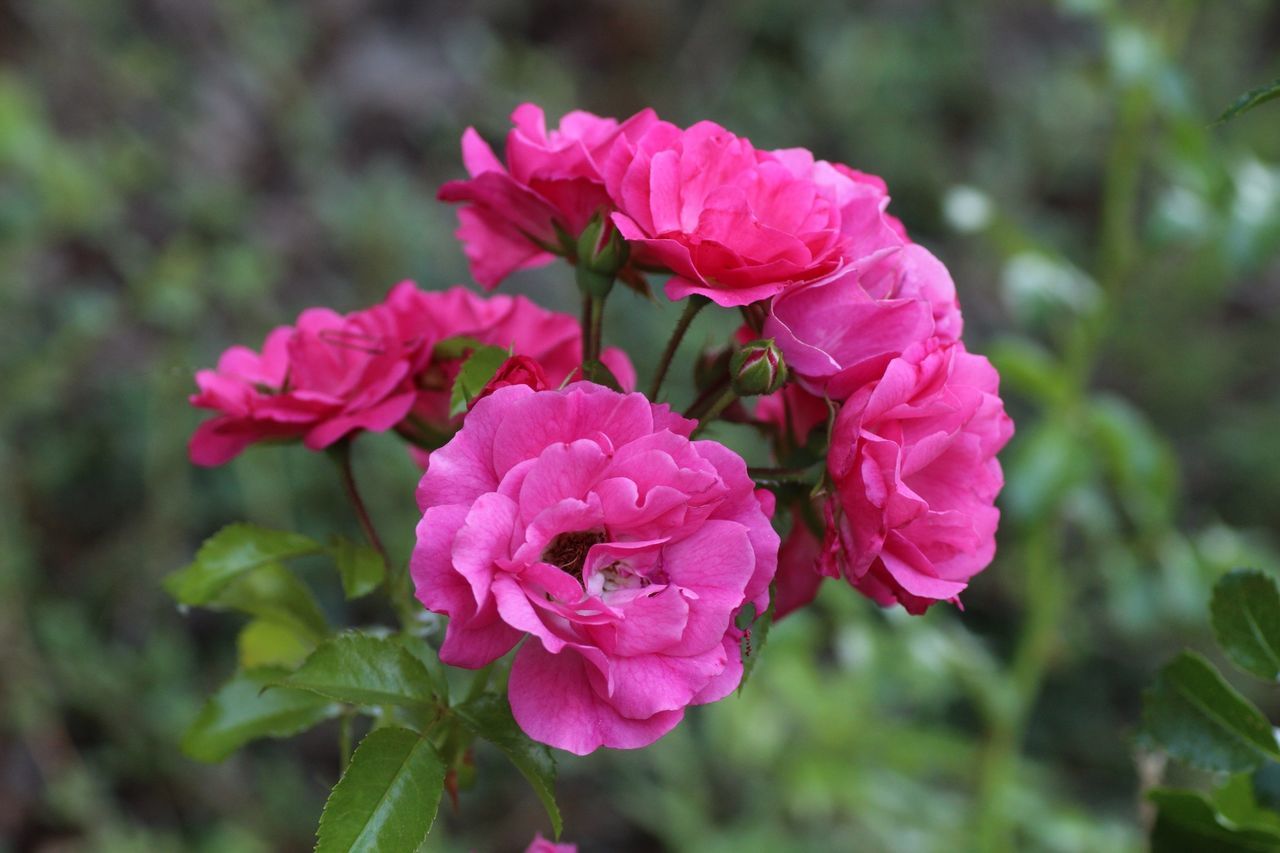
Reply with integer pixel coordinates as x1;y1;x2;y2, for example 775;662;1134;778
1089;395;1178;529
1212;570;1280;681
330;537;385;600
1216;771;1280;833
213;563;329;641
1215;77;1280;125
1002;421;1091;522
448;345;510;417
282;633;437;708
315;726;445;853
165;524;323;604
183;667;340;763
1256;763;1280;814
431;335;486;361
238;619;314;669
581;359;622;391
454;693;561;838
985;336;1069;405
1149;788;1280;852
1143;651;1280;772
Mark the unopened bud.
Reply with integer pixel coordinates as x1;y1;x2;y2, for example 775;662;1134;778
575;212;629;298
730;339;787;396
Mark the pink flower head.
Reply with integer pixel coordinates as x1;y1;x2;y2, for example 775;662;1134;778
526;834;576;853
438;103;658;288
604;121;904;308
189;301;421;466
412;383;779;754
823;339;1013;613
763;244;963;402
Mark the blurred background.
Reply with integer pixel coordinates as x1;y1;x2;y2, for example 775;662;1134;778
3;0;1280;850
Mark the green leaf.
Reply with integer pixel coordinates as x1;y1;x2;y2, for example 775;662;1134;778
1215;77;1280;125
165;524;323;604
1150;788;1280;852
282;633;437;708
183;667;340;762
1255;762;1280;814
315;726;446;853
1143;650;1280;772
1216;771;1280;833
213;562;329;641
432;335;486;361
238;619;314;669
396;635;450;706
454;694;561;838
331;537;386;600
738;592;775;695
448;345;510;417
580;359;622;391
1213;570;1280;681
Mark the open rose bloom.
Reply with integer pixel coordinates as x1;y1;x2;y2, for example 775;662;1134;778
412;383;777;754
189;282;633;465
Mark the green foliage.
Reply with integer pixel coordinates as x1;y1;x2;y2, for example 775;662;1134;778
1143;650;1280;772
1216;77;1280;125
164;524;323;605
454;693;562;838
281;633;440;709
1149;789;1280;852
315;727;446;853
331;536;386;600
448;345;511;416
581;358;622;391
1212;570;1280;680
238;618;315;669
182;668;340;762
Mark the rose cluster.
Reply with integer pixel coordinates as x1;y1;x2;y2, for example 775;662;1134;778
189;102;1011;754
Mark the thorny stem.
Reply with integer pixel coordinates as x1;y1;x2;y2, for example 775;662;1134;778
648;296;708;400
684;375;731;421
746;464;822;484
690;387;738;438
581;295;593;366
588;296;606;364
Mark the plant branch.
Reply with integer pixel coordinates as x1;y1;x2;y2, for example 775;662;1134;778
690;387;739;438
648;296;708;399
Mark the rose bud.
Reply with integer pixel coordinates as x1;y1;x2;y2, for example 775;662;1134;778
575;211;630;298
469;354;551;410
730;338;788;396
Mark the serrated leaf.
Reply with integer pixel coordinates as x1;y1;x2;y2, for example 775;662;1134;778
331;537;386;600
1150;788;1280;852
182;667;340;762
1143;650;1280;772
454;694;561;837
282;633;437;708
1213;570;1280;681
238;619;314;669
738;593;775;695
449;345;510;417
165;524;323;604
316;727;445;853
212;562;329;641
396;635;450;706
1215;77;1280;125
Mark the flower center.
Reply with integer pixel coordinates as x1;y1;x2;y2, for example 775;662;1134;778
542;529;606;579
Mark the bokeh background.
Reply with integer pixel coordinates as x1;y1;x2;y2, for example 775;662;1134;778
4;0;1280;850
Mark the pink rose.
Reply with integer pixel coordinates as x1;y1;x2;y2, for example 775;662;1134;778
763;244;962;401
412;383;778;754
823;339;1013;613
526;834;576;853
604;121;903;307
438;103;657;288
189;300;421;466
